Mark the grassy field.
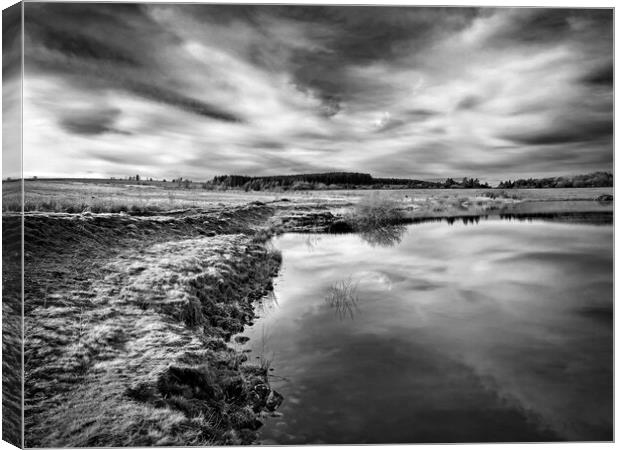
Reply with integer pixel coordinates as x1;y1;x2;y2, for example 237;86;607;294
2;179;613;214
4;179;283;213
2;178;613;446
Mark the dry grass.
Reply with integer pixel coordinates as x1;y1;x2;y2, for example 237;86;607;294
26;234;282;446
21;204;283;447
3;180;285;214
346;193;405;231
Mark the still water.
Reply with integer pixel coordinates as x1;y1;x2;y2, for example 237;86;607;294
241;219;613;444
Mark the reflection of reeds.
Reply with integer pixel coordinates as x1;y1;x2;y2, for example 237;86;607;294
254;322;274;375
325;278;360;320
360;224;407;247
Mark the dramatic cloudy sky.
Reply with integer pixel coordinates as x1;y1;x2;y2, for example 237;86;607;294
15;4;613;181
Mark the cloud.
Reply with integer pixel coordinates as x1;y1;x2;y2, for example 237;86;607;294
38;28;141;67
407;109;440;120
456;95;484;111
3;3;22;179
20;4;613;180
59;107;132;135
2;2;22;79
502;118;613;146
125;81;243;123
580;64;613;86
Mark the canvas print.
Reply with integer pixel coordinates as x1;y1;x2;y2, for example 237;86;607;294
1;2;614;447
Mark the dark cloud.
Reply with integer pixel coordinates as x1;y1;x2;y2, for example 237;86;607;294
581;64;613;86
456;95;484;110
266;7;480;102
59;107;131;136
488;9;612;46
37;28;141;67
2;3;22;79
251;139;287;150
281;6;479;61
126;82;243;123
407;109;440;119
497;9;574;44
85;150;150;166
502;118;613;146
320;96;342;117
23;2;240;123
24;3;160;63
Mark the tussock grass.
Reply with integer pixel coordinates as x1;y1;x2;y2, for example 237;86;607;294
346;193;405;231
342;194;409;247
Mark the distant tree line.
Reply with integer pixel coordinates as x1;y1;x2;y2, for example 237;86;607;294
442;177;490;189
211;172;374;190
105;171;612;192
498;172;613;189
112;175;196;189
209;172;490;191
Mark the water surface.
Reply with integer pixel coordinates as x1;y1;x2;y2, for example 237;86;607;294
241;219;612;444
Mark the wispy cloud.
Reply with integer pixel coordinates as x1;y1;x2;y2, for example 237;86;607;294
19;4;612;180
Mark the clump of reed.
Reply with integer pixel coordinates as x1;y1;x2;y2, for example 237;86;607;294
345;193;405;231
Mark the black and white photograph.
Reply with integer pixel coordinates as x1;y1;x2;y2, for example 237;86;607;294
1;1;614;447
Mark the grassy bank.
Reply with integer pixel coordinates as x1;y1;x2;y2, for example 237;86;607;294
19;204;285;446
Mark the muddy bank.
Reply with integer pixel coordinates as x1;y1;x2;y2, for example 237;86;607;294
19;204;284;447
